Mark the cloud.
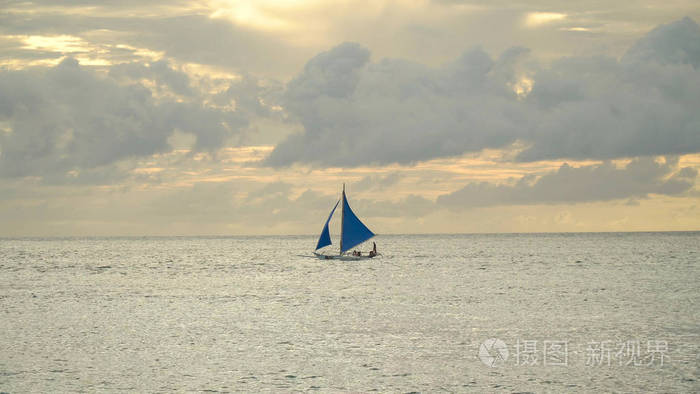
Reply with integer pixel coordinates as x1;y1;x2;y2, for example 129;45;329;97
524;12;567;28
622;16;700;68
0;8;309;77
146;181;335;227
133;15;307;77
152;157;696;227
350;193;435;218
517;17;700;162
109;59;194;97
0;57;256;181
437;157;697;208
352;172;403;191
266;42;525;166
266;17;700;167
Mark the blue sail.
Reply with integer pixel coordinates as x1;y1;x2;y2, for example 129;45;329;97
340;191;375;253
315;200;339;250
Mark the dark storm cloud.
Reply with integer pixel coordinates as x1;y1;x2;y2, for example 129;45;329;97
437;158;697;208
0;58;253;181
266;18;700;167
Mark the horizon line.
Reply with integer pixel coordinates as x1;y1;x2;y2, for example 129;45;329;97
1;230;698;239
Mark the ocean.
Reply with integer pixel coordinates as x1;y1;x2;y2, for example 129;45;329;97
1;233;698;392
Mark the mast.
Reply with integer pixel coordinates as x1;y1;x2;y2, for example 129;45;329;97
339;183;345;255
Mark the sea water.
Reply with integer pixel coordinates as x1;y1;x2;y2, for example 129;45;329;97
1;233;698;392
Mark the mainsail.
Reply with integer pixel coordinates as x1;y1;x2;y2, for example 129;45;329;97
315;200;339;250
340;188;375;253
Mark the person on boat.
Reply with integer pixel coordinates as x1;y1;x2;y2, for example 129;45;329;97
369;242;377;257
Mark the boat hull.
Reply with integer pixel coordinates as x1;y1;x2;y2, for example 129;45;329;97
313;252;376;260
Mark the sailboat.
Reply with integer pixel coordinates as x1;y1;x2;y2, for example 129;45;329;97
313;184;378;260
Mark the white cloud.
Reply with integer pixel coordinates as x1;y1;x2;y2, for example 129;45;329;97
266;17;700;167
0;57;271;182
524;12;566;28
437;157;697;208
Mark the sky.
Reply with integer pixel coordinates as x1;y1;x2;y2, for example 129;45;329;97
1;0;699;236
